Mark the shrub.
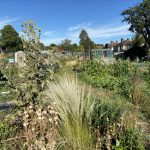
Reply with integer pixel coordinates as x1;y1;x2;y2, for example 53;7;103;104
114;128;145;150
78;59;138;97
0;122;24;149
91;99;127;130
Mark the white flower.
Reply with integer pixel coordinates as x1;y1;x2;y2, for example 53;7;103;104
23;123;28;127
43;110;47;114
29;105;33;109
49;118;53;122
32;128;35;131
54;116;58;121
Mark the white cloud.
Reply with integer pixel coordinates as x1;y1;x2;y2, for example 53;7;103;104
69;23;130;40
41;21;131;45
42;31;54;36
41;37;65;45
0;18;19;29
68;22;92;31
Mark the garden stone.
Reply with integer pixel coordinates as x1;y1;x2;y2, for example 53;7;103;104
15;51;26;67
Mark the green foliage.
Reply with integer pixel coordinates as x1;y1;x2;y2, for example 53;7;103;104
60;39;72;51
78;59;150;121
79;59;138;97
0;123;17;140
59;39;79;52
0;122;24;150
1;20;59;106
116;128;145;150
132;34;145;46
92;99;126;129
0;25;23;52
122;0;150;47
79;29;95;58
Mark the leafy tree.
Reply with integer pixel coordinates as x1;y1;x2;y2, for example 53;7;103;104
39;42;45;50
71;43;78;52
122;0;150;48
50;43;56;47
60;39;73;51
132;34;145;47
79;30;91;50
0;25;23;53
78;44;84;52
79;29;94;58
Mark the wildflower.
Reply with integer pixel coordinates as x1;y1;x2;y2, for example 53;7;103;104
53;101;57;105
24;111;28;115
38;108;42;112
43;110;47;114
36;112;42;116
25;114;29;118
49;110;54;114
38;117;42;120
29;105;33;109
32;128;35;131
106;117;109;122
47;105;51;109
49;118;53;123
23;123;28;127
54;116;58;121
55;121;58;125
41;116;45;120
29;109;33;113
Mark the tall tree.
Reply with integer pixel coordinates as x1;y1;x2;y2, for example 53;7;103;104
0;25;23;52
121;0;150;48
79;29;94;58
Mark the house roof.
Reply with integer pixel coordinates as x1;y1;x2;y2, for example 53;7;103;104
115;39;132;48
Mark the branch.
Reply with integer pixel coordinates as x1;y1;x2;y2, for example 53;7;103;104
0;136;26;143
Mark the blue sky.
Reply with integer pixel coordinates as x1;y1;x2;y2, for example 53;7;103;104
0;0;142;45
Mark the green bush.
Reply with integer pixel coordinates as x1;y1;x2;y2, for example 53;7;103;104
115;128;145;150
0;122;24;149
78;59;138;97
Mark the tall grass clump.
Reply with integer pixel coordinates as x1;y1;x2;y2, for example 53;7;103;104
46;77;95;150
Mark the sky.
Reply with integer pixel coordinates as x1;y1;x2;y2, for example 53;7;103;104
0;0;142;45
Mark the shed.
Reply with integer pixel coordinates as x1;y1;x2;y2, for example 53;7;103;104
92;49;113;59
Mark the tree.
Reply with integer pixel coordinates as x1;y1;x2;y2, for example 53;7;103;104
60;39;72;51
121;0;150;48
50;43;56;47
132;34;145;47
39;42;45;50
79;29;94;58
72;43;78;52
0;25;23;52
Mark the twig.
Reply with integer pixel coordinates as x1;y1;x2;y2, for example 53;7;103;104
0;136;26;143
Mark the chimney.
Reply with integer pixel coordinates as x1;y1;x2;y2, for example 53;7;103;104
121;38;124;43
110;41;113;44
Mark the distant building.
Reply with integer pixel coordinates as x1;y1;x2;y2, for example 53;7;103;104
113;38;133;53
92;49;113;59
105;38;133;54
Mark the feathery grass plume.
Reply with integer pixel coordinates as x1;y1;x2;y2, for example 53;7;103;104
46;76;95;149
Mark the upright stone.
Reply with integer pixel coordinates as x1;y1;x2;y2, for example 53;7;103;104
15;51;26;67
